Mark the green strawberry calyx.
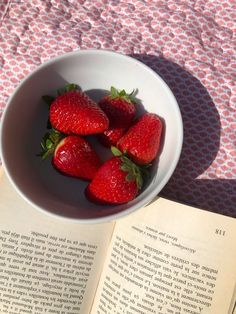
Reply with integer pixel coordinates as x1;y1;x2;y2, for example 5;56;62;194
111;146;143;190
109;86;137;104
57;83;80;96
38;129;64;159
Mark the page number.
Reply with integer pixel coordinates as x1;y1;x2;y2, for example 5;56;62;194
215;229;226;236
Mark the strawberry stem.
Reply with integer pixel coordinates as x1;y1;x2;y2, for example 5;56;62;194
38;129;64;159
57;83;80;96
111;146;123;157
109;86;137;104
111;146;143;190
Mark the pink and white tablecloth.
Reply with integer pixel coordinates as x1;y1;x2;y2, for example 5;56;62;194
1;0;236;217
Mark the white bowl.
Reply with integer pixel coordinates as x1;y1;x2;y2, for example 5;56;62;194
0;49;183;223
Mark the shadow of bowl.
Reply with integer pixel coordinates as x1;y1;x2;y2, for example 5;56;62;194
130;54;229;215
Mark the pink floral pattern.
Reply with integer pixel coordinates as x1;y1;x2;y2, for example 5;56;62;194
0;0;235;217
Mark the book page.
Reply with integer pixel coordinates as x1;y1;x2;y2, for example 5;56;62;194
91;197;236;314
0;169;115;314
231;285;236;314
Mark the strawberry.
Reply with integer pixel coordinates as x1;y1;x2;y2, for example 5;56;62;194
49;90;109;135
85;147;143;204
97;86;136;147
42;83;80;130
117;113;163;165
39;129;101;180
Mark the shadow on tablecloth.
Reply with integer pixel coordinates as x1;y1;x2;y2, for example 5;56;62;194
131;54;235;218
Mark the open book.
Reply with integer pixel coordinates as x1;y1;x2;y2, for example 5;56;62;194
0;168;235;314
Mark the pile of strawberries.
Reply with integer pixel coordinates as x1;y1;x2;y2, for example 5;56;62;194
39;84;163;205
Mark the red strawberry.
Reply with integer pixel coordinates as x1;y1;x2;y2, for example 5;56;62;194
85;147;143;204
49;90;109;135
97;86;136;147
39;130;101;180
117;113;163;165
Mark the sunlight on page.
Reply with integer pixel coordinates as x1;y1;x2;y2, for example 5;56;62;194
90;198;236;314
0;172;115;314
0;165;3;178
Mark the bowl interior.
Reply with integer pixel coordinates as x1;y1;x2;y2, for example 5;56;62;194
1;50;183;223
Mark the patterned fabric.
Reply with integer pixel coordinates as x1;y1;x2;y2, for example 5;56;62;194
0;0;235;217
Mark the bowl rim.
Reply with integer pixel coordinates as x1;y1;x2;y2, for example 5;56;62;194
0;49;183;224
